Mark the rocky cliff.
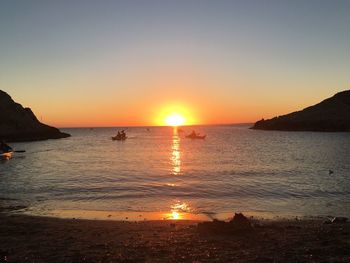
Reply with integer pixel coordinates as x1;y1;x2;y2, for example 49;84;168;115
251;90;350;132
0;90;70;142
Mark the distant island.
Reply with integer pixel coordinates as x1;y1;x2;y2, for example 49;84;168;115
0;90;70;142
251;90;350;132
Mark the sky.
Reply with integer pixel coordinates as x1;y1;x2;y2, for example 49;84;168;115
1;0;350;127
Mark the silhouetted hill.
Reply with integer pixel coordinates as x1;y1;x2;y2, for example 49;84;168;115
251;90;350;132
0;90;70;142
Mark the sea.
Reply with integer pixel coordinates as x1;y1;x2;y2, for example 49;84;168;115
1;125;350;220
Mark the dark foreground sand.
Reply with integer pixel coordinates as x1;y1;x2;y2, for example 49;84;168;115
0;212;349;263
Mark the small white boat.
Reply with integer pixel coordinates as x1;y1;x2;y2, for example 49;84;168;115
0;151;13;160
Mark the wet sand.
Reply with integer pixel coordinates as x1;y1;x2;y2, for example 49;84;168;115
0;211;349;263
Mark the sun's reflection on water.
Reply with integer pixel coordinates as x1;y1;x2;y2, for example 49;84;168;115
165;201;191;220
170;211;180;220
165;129;196;220
171;128;181;175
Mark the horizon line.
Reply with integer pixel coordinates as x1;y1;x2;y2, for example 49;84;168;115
58;122;254;129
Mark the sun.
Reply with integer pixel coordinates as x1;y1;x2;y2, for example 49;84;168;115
165;113;185;126
155;104;195;126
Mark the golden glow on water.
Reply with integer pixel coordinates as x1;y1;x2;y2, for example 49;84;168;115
171;128;181;175
164;201;192;220
37;208;280;221
170;211;181;220
171;202;190;212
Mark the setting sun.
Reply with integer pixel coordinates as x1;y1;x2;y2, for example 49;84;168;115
165;114;185;126
154;103;198;126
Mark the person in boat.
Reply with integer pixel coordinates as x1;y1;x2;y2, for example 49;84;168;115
0;140;12;153
117;131;121;138
120;130;126;139
190;130;198;137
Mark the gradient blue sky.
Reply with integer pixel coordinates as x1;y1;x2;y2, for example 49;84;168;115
1;0;350;127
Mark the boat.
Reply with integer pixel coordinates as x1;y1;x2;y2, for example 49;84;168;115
0;151;13;160
112;135;127;141
185;134;206;139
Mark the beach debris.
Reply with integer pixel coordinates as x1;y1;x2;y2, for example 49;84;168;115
329;170;334;175
323;217;348;224
197;212;253;235
230;212;252;228
331;217;348;223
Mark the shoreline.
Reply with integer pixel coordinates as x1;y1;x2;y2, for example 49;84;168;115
3;200;347;222
1;207;349;262
21;207;308;222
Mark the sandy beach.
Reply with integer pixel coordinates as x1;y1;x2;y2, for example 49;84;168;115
0;208;349;263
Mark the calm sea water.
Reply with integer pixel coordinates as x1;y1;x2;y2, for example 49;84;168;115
1;125;350;220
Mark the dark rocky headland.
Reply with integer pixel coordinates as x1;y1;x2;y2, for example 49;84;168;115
252;90;350;132
0;90;70;142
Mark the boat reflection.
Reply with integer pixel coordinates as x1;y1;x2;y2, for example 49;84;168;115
171;128;181;175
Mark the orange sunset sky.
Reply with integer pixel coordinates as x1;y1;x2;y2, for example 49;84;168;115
1;1;349;127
